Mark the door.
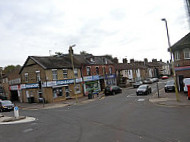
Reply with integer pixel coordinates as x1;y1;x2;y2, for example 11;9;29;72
178;75;184;92
65;86;70;99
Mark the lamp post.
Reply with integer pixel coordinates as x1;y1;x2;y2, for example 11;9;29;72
161;18;179;101
69;44;78;103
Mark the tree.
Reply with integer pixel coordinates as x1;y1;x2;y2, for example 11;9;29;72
80;51;89;55
55;52;63;56
3;65;21;74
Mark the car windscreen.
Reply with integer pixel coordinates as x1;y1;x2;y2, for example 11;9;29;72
166;81;174;85
139;85;147;89
1;101;12;105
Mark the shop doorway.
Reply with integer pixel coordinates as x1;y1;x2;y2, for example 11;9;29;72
178;75;184;92
65;86;70;99
11;90;19;101
100;79;105;91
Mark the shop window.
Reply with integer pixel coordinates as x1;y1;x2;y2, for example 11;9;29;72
25;73;28;82
184;48;190;59
86;67;91;76
36;71;41;82
63;69;68;79
75;84;81;94
52;69;58;80
53;88;63;98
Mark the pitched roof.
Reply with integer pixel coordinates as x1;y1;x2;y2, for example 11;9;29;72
19;56;81;74
171;32;190;51
115;63;147;70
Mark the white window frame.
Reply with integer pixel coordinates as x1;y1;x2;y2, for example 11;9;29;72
109;67;112;74
74;68;78;78
86;67;91;76
63;69;68;79
174;51;180;60
25;73;29;82
184;48;190;59
36;71;41;82
52;69;58;80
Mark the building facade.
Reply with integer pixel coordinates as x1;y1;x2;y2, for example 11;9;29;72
19;56;83;103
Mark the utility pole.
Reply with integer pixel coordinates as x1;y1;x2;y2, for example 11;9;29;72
161;18;180;101
69;44;78;103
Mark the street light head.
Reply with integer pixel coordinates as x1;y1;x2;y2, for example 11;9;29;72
69;44;76;48
161;18;166;21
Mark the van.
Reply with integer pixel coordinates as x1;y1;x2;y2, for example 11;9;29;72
183;78;190;93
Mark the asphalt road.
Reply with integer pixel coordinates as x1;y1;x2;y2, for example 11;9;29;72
1;80;190;142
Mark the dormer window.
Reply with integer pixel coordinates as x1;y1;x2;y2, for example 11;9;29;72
184;48;190;59
90;58;94;62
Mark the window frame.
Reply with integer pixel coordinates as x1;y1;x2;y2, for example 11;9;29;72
174;51;180;60
63;69;68;79
36;71;41;82
52;69;58;80
86;66;91;76
95;66;99;75
184;48;190;59
24;73;29;82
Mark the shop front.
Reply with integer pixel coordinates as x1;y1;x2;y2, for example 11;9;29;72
83;75;101;95
105;74;117;86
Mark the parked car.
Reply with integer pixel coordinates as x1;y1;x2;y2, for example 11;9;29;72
133;81;143;88
143;79;152;84
0;100;14;112
183;78;190;93
104;85;122;96
165;80;175;92
161;76;168;80
152;78;159;82
136;85;152;95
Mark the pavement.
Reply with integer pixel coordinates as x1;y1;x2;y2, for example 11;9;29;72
15;93;105;110
149;88;190;107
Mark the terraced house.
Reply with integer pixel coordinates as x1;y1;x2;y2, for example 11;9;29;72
19;55;83;103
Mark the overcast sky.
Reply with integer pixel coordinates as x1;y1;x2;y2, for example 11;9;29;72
0;0;189;67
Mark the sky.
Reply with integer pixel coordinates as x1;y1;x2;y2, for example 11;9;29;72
0;0;189;67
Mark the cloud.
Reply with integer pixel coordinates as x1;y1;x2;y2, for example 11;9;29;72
0;0;189;67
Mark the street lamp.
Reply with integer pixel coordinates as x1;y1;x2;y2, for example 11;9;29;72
69;44;78;103
161;18;179;101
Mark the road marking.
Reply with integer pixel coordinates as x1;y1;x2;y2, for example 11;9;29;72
23;128;33;133
137;99;145;102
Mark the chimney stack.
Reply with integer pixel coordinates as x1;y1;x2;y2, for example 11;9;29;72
130;59;134;63
123;58;128;63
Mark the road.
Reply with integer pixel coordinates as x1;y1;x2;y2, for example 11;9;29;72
1;80;190;142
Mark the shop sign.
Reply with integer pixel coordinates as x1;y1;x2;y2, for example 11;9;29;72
25;83;39;89
84;75;99;82
56;79;74;85
10;85;19;91
105;74;116;79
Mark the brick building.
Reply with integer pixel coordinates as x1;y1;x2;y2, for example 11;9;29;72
73;54;116;95
170;32;190;91
19;56;83;103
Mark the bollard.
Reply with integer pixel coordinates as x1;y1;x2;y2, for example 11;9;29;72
14;106;19;119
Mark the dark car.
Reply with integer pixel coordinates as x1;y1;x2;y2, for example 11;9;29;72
165;80;175;92
0;100;14;112
133;81;143;88
143;79;152;84
136;85;152;95
104;85;122;96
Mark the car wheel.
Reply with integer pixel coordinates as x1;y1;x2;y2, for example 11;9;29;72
136;93;139;96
